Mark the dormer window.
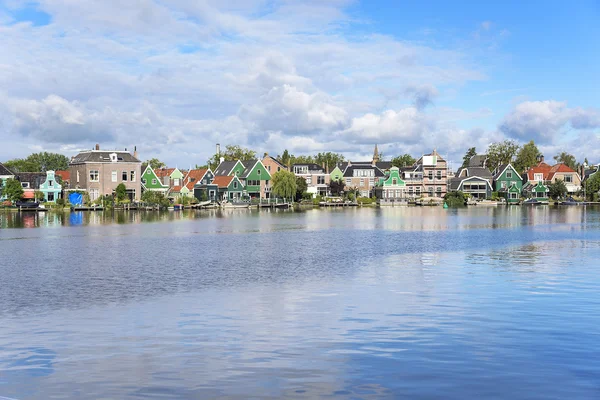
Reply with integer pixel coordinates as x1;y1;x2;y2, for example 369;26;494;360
110;153;118;162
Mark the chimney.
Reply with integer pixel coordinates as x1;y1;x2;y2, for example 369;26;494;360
134;146;138;160
220;156;225;164
537;154;544;163
95;144;100;150
216;143;221;155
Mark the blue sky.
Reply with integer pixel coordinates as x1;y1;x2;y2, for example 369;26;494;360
0;0;598;167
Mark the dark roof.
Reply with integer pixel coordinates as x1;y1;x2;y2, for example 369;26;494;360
376;161;392;170
456;167;492;179
334;162;348;172
343;165;385;178
214;161;238;176
584;167;599;180
0;162;14;176
449;177;461;191
15;172;46;189
469;155;488;168
240;160;258;178
264;155;287;169
70;150;140;164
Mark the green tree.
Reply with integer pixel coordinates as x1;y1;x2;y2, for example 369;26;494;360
295;176;308;201
461;147;477;169
271;170;297;200
34;190;45;201
391;154;416;168
486;140;520;171
207;145;256;170
584;172;600;200
548;180;568;200
146;158;166;170
278;149;292;168
3;152;69;172
3;179;24;203
444;191;467;207
141;190;170;207
514;140;541;173
314;152;345;171
554;152;579;171
115;183;128;202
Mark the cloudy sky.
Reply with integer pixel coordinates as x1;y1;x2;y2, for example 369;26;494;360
0;0;599;168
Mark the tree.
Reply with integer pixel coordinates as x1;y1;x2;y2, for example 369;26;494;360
141;190;170;207
207;145;256;170
314;152;345;171
295;176;308;201
34;191;45;201
514;140;541;173
329;178;345;196
3;152;69;172
146;158;166;170
584;172;600;201
548;180;568;200
486;140;520;171
461;147;477;169
391;154;416;168
278;149;292;168
271;170;297;200
115;183;128;202
444;191;467;207
554;152;578;171
3;179;24;203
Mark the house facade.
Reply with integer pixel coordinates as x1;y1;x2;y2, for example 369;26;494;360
523;181;549;201
69;145;142;201
547;163;581;193
374;167;407;205
262;154;287;175
240;160;271;198
212;175;245;201
449;176;493;199
0;162;15;201
401;150;449;199
493;164;523;204
141;166;169;193
176;169;212;198
293;163;330;197
39;170;62;202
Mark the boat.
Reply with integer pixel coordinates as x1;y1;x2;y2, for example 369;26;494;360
15;201;40;210
560;196;586;206
522;198;541;205
221;200;251;209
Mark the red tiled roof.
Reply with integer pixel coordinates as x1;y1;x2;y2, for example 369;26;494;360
526;162;552;181
211;175;234;188
154;168;176;178
184;169;208;190
547;163;577;180
55;170;70;181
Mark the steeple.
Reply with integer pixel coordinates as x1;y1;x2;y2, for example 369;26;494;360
372;144;380;165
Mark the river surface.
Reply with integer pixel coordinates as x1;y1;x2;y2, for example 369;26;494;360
1;207;600;399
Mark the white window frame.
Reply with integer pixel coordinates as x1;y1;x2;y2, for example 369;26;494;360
112;171;117;182
89;170;99;182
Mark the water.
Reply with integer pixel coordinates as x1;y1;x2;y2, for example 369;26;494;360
1;207;600;399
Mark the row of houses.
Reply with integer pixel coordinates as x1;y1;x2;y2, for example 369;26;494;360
2;144;598;204
450;154;599;203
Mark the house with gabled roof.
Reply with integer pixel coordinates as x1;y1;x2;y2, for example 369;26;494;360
214;160;245;177
523;181;550;202
547;163;581;193
239;159;271;198
493;164;523;204
212;175;245;201
449;166;493;199
262;154;288;175
141;165;169;193
173;169;213;199
374;167;407;205
293;163;330;197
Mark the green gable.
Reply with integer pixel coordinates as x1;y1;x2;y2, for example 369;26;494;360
330;166;343;182
494;164;523;192
230;161;246;177
170;168;184;180
243;161;270;194
379;167;405;186
142;166;168;190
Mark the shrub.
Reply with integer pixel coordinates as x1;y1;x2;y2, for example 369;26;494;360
357;196;374;204
491;191;500;200
444;191;467;207
56;198;66;207
312;195;322;205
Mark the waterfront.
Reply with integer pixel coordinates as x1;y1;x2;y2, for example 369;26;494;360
1;207;600;399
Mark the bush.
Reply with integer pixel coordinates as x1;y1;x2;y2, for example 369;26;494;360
491;191;500;200
444;191;467;207
56;198;66;207
348;192;356;202
312;195;322;206
302;192;313;200
357;196;374;204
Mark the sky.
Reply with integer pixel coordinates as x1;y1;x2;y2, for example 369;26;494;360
0;0;599;169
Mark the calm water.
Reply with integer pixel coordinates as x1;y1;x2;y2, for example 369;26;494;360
1;207;600;399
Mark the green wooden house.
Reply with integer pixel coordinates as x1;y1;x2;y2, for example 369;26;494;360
330;165;344;182
141;165;169;193
39;170;62;202
212;175;245;201
374;167;407;204
523;181;549;202
493;164;523;204
240;160;271;198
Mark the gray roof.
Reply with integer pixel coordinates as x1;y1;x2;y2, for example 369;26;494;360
70;150;140;164
292;163;325;173
469;155;488;168
376;161;392;170
15;172;46;189
492;164;517;180
449;177;461;191
240;160;258;178
456;167;492;179
0;162;14;176
343;165;385;178
214;161;238;176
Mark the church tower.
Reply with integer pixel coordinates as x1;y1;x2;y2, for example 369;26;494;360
372;144;380;165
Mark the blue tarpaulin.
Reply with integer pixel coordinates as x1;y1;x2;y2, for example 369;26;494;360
69;192;83;206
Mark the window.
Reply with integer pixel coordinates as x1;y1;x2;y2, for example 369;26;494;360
235;170;239;176
112;171;117;182
428;171;433;180
392;178;397;185
122;171;128;181
174;178;180;186
345;178;351;185
306;177;312;184
437;187;442;192
369;178;374;185
510;192;518;199
142;178;146;184
89;189;99;201
317;176;325;185
77;171;80;183
506;171;513;179
360;178;364;186
534;173;544;181
48;180;53;187
267;165;271;171
436;171;442;179
564;175;573;183
257;169;261;176
130;171;136;182
277;167;281;172
21;182;30;188
152;179;157;185
501;181;507;189
233;181;238;189
89;170;99;182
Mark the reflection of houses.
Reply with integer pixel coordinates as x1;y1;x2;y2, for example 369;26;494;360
493;164;522;204
0;162;15;201
70;144;142;201
450;166;493;199
293;163;330;197
374;167;407;204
